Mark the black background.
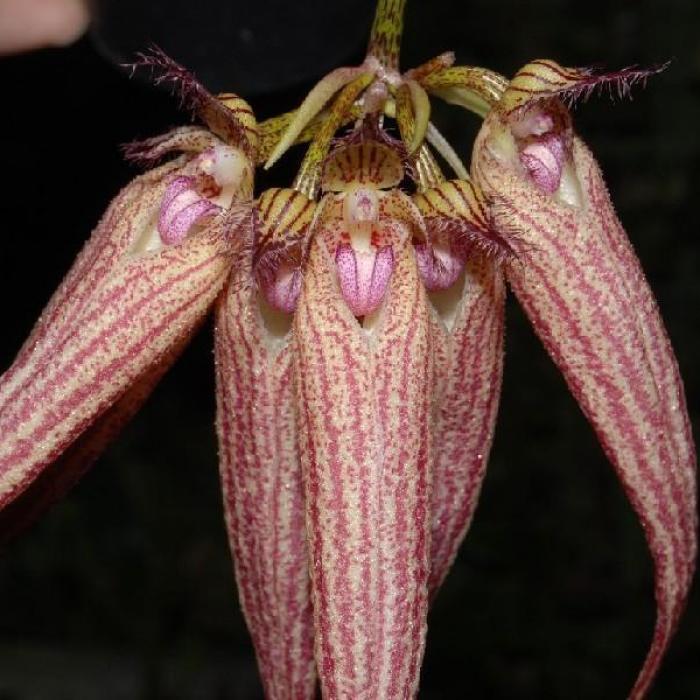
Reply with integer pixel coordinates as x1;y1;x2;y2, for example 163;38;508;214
1;0;699;698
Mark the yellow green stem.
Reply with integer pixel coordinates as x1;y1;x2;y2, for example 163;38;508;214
366;0;407;71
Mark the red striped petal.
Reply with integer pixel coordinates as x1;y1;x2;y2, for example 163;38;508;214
474;124;696;699
294;240;433;699
427;257;506;597
215;284;315;699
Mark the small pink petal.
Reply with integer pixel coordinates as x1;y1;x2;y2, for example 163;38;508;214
261;262;303;314
335;243;394;316
520;132;565;194
158;177;222;245
414;242;464;290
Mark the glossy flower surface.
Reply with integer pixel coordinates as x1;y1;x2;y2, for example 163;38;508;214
0;2;695;699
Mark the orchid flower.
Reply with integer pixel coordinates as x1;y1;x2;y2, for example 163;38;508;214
0;1;695;699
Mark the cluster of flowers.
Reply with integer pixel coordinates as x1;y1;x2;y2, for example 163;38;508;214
0;2;694;698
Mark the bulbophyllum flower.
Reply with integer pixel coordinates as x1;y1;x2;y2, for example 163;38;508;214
0;2;695;700
470;59;697;699
0;59;258;534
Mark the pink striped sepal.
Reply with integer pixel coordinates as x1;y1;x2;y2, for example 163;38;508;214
472;59;697;699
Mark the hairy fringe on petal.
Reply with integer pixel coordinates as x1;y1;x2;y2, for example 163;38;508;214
127;46;256;156
502;59;670;117
122;127;221;166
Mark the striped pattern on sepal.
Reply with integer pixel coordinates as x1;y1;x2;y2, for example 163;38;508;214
413;178;514;260
216;92;259;155
0;168;245;510
215;283;315;699
294;239;433;699
1;159;194;420
396;79;431;155
473;125;696;699
421;66;508;118
0;328;192;544
498;59;667;118
321;142;403;192
253;188;316;270
264;67;371;169
428;256;506;597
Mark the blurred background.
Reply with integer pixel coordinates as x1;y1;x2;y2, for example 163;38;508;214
0;0;699;697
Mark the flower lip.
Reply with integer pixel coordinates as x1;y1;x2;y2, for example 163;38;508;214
414;241;464;291
259;260;303;314
519;130;566;194
158;176;222;245
335;242;394;317
156;143;252;246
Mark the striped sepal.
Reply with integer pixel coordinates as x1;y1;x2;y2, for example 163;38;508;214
2;161;184;404
321;142;403;192
413;178;513;259
395;79;431;154
0;328;191;543
474;130;696;700
216;92;259;155
294;240;434;699
428;257;506;597
256;105;362;166
499;59;666;118
0;173;242;510
215;283;315;699
253;188;315;268
421;66;508;119
265;66;369;168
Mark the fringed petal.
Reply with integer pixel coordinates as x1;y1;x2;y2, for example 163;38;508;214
130;47;258;157
499;59;668;117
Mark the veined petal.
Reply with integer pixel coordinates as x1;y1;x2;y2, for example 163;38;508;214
473;121;696;699
427;256;505;597
294;239;433;699
0;178;244;510
215;283;315;700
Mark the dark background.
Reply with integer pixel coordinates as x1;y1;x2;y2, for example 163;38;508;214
1;0;699;697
